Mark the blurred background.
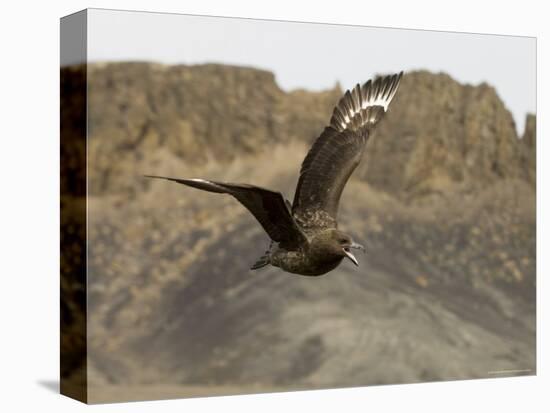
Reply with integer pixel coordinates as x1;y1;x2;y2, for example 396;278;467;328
61;9;536;403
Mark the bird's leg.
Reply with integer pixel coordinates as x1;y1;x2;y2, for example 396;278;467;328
350;241;366;254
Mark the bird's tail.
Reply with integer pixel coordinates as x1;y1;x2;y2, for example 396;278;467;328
250;240;274;270
329;72;403;133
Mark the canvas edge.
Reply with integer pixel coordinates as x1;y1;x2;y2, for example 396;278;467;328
60;8;88;404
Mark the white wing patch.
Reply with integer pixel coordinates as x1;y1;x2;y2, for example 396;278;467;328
330;72;403;132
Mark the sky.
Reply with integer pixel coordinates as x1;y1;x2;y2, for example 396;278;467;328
83;8;536;134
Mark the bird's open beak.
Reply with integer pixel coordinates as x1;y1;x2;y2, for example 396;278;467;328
343;248;359;266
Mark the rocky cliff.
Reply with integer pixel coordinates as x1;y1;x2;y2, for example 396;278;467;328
360;71;535;198
78;63;535;200
85;62;339;196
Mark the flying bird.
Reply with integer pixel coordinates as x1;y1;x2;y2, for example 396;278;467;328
146;72;403;276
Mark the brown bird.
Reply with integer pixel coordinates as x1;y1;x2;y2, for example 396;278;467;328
147;72;402;276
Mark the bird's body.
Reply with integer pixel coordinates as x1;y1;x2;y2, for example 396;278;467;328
268;229;360;276
147;72;403;276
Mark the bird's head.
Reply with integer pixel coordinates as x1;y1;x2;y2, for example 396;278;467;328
315;230;365;267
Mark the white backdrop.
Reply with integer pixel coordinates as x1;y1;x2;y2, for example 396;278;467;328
0;0;546;411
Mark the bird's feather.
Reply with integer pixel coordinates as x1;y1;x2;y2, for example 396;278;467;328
145;176;307;249
329;72;402;132
292;72;402;228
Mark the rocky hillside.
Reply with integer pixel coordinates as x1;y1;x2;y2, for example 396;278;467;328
360;71;535;199
80;63;535;200
61;63;536;403
85;62;339;196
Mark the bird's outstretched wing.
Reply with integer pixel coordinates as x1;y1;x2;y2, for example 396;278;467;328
292;72;402;229
146;176;307;249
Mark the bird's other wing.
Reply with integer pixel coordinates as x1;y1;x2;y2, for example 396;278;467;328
145;176;307;249
292;72;402;228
